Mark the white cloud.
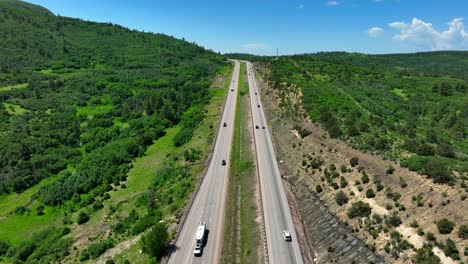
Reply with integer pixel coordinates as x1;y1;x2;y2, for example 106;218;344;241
325;1;339;6
296;4;304;10
368;27;384;37
241;43;268;50
389;17;468;50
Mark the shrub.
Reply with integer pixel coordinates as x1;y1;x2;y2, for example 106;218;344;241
437;219;455;234
77;211;89;225
82;239;114;260
426;232;436;241
315;184;323;193
335;191;348;206
340;177;348;188
361;173;369;184
350;157;359;167
376;182;384;192
347;201;371;218
443;238;460;260
366;188;375;198
413;246;441;264
385;212;402;227
458;225;468;239
410;220;419;228
0;239;10;256
386;165;395;175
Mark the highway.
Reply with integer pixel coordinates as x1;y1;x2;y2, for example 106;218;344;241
168;60;240;264
246;61;304;264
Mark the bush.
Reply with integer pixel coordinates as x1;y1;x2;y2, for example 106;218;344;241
0;239;10;256
350;157;359;167
443;238;460;260
437;218;455;234
141;223;169;260
315;184;323;193
458;225;468;239
386;165;395;175
413;246;441;264
385;212;402;228
426;232;436;241
366;188;375;198
77;211;89;225
347;201;371;218
82;239;114;260
335;191;348;206
361;173;369;184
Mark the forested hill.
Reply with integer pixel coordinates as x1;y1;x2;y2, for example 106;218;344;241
0;0;225;203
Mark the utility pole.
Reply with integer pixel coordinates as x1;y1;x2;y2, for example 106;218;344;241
276;48;279;57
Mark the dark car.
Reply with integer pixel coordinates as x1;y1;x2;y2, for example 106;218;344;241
255;125;259;129
262;126;265;129
255;92;257;95
231;89;234;91
221;160;226;166
257;104;260;108
223;122;227;127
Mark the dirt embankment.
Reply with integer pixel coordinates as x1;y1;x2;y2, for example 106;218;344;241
254;66;467;263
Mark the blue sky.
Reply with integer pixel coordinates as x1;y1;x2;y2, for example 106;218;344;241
26;0;468;55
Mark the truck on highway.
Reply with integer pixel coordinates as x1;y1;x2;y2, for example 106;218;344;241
194;222;206;256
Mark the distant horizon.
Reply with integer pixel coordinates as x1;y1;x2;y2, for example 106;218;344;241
25;0;468;55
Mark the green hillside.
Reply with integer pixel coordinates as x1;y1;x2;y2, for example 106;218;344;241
262;52;467;184
0;0;226;262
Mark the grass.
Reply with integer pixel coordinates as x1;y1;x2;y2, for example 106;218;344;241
392;88;409;100
0;83;27;91
221;61;260;264
0;177;61;244
3;102;30;115
76;104;113;118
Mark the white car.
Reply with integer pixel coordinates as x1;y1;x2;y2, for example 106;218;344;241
283;230;292;242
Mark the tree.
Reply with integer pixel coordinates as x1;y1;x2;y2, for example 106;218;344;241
347;201;371;218
437;218;455;234
335;190;348;206
141;223;169;260
350;157;359;167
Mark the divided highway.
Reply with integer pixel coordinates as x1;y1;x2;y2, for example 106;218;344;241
168;60;240;264
246;61;304;264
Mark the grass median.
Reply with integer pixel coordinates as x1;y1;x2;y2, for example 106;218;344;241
221;61;260;264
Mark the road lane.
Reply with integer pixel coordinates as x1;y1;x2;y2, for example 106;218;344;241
246;61;304;264
168;60;240;264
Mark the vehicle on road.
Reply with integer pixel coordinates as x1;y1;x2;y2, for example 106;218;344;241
283;230;292;242
262;126;265;129
255;125;259;129
223;122;227;127
221;160;226;166
231;88;234;91
257;104;260;107
194;222;207;256
255;92;257;95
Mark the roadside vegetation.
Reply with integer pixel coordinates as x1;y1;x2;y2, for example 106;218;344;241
261;52;467;184
0;0;229;262
221;62;261;264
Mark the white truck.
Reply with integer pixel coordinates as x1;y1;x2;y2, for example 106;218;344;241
193;222;206;256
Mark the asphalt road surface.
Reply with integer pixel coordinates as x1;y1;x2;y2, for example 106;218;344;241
246;61;304;264
167;60;240;264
